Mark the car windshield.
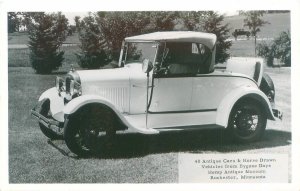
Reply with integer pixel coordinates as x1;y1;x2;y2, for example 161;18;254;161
125;42;157;64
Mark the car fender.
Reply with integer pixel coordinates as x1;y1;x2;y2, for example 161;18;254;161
63;95;141;133
216;85;275;127
39;87;57;101
63;94;124;115
38;87;65;122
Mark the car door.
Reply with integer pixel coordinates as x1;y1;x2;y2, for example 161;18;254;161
148;77;193;112
147;42;195;113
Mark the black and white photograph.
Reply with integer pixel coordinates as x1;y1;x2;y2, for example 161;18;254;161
1;0;300;190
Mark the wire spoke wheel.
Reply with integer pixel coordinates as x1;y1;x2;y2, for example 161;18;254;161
64;105;116;156
228;100;267;143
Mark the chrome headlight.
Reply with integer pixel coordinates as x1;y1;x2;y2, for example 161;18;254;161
55;71;82;101
65;72;82;98
69;80;82;96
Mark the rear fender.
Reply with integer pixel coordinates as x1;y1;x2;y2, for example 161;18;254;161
216;86;275;127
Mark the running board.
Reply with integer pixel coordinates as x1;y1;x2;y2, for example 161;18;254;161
123;115;159;134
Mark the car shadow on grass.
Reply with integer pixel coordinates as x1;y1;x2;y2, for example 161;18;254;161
50;128;291;159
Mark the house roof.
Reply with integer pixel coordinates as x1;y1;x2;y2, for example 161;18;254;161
125;31;217;49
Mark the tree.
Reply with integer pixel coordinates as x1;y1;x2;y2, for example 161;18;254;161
27;12;68;74
8;12;21;33
75;11;231;68
242;11;269;56
96;12;149;60
77;11;178;66
257;31;291;67
75;14;110;69
142;12;179;33
181;11;232;63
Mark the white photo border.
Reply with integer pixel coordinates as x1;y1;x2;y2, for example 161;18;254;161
1;0;299;190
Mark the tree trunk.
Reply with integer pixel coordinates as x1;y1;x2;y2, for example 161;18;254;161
254;36;257;57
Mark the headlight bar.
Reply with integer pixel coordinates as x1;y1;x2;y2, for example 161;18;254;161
55;76;81;97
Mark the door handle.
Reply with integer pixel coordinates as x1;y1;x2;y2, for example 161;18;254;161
132;84;146;88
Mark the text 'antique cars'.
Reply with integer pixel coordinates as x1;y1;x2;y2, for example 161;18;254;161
31;31;282;156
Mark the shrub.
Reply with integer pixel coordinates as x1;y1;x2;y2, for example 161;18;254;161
27;12;68;74
257;31;291;67
273;31;291;66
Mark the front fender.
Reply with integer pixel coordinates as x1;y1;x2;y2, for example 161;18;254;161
38;87;64;122
63;95;123;115
63;95;160;134
216;86;275;127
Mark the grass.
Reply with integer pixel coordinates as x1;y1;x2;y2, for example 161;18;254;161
223;13;291;38
8;66;291;183
8;46;81;71
229;40;256;57
7;32;29;44
8;32;80;45
8;67;178;182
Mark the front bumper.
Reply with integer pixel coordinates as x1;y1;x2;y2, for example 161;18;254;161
31;100;64;135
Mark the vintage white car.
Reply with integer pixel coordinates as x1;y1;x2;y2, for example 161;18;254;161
31;31;282;156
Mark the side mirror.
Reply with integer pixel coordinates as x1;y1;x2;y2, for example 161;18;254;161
142;59;153;73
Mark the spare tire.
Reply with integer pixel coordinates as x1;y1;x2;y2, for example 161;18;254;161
259;73;275;103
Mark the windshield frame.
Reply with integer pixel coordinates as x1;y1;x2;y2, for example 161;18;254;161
119;41;159;67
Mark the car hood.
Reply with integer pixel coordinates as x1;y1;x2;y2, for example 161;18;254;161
76;64;144;112
77;67;130;84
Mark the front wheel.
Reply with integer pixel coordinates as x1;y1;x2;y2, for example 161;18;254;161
64;105;116;156
228;100;267;143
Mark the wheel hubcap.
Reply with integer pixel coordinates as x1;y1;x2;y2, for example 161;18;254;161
233;107;259;137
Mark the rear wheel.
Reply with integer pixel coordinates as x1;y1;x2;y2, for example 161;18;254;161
260;73;275;103
228;100;267;143
64;105;116;156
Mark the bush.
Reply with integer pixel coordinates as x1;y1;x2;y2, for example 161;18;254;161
257;41;274;66
257;31;291;67
273;31;291;66
27;12;68;74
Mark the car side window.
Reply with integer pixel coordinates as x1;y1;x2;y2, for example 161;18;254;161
156;42;212;76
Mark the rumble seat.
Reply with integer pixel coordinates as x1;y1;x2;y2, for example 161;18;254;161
225;57;264;85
